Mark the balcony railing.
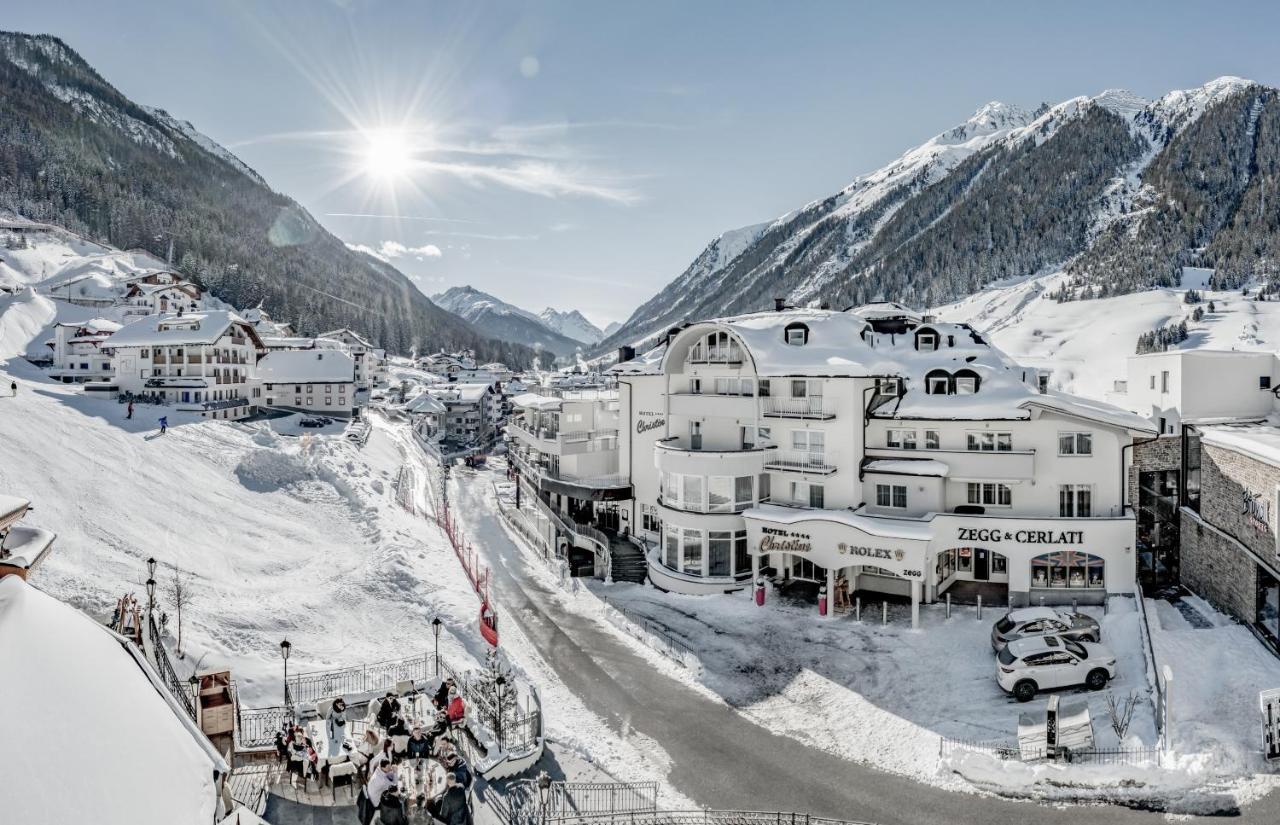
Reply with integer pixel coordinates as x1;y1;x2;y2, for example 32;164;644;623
762;397;835;419
764;450;837;475
686;348;744;365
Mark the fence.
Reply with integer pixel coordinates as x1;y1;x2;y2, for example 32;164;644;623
1133;583;1168;742
540;811;876;825
395;464;417;515
608;606;697;671
438;658;543;755
286;653;435;705
147;615;197;722
938;735;1162;767
506;780;658;825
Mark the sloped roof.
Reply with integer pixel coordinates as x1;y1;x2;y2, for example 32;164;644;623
108;311;261;349
256;349;355;383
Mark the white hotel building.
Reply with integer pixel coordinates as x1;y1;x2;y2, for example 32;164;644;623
613;303;1155;627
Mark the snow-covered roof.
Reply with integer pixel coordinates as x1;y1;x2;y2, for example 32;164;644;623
108;311;260;348
608;342;667;376
317;328;373;349
431;383;492;403
261;336;315;350
402;392;447;414
1006;606;1070;623
0;526;55;570
0;495;31;531
1199;419;1280;469
0;576;226;824
863;459;951;478
55;318;121;335
512;392;562;412
744;503;935;542
256;349;355;383
851;301;922;322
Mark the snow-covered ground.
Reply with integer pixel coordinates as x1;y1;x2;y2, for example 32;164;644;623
934;268;1280;404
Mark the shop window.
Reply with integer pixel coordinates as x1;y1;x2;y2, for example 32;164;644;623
1058;432;1093;456
876;484;907;509
967;482;1011;507
1031;551;1105;589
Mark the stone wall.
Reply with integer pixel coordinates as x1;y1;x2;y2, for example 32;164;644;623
1128;435;1181;507
1180;509;1259;621
1199;443;1280;562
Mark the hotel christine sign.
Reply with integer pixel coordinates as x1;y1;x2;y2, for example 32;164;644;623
758;527;906;564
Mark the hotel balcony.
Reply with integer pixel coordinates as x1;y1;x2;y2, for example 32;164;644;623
509;448;631;501
864;447;1035;481
668;392;756;420
763;449;837;475
762;397;835;420
655;436;777;477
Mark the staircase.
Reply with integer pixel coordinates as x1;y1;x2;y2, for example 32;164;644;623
608;535;648;584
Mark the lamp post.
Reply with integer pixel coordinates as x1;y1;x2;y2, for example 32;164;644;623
144;576;156;625
431;617;442;677
280;639;292;709
537;770;552;825
495;674;507;747
189;673;200;722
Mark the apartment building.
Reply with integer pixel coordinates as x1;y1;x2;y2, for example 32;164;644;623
253;349;356;418
613;303;1154;626
46;318;121;382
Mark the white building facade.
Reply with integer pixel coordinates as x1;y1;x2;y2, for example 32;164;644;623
615;304;1154;626
47;319;121;382
253;350;356;418
108;311;264;420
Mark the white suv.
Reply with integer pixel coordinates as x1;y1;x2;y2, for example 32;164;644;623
996;635;1117;702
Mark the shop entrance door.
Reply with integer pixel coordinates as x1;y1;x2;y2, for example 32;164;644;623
974;548;990;580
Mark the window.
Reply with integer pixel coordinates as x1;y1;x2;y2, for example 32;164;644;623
789;481;824;508
954;376;977;395
664;525;680;568
1058;484;1092;517
967;482;1012;507
784;323;809;346
758;473;771;503
1149;375;1156;390
917;331;937;351
715;377;753;396
876;483;907;509
875;378;900;397
791;429;825;454
966;431;1012;451
735;476;754;509
1058;432;1093;456
887;428;917;449
1262;376;1273;390
758;379;771;397
680;475;703;511
734;531;751;575
1161;371;1169;393
1031;551;1105;589
708;531;732;577
708;476;734;512
925;371;950;395
689;378;702;394
925;430;940;450
682;528;703;574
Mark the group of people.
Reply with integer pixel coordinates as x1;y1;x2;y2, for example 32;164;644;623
272;677;474;824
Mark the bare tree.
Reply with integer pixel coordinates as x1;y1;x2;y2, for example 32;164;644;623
1105;690;1141;741
167;563;196;659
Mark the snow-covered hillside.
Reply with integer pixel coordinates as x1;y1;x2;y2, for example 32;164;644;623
933;266;1280;404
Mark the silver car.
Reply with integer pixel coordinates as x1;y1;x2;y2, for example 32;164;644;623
990;606;1100;651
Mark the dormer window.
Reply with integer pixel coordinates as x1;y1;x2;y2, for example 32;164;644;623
955;376;977;395
925;369;951;395
875;378;899;397
784;322;809;346
916;330;938;352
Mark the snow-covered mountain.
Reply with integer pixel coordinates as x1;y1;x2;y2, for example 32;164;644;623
599;76;1272;354
538;306;607;345
432;285;584;360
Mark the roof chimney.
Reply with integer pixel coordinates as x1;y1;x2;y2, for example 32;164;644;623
774;297;786;312
617;345;636;364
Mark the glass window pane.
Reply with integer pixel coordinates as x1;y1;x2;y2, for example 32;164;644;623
1059;434;1075;455
682;528;702;574
893;486;907;508
809;485;824;508
708;476;732;512
734;532;751;574
709;532;731;577
683;475;703;511
1079;433;1092;455
665;526;680;568
735;476;753;507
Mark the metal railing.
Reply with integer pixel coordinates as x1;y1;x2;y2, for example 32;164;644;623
762;398;835;419
938;736;1161;766
764;450;836;473
236;704;295;750
286;653;434;705
609;606;697;669
146;615;197;722
540;811;876;825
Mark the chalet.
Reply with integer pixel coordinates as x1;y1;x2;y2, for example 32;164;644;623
47;318;121;382
121;281;204;317
317;328;378;392
253;350;357;418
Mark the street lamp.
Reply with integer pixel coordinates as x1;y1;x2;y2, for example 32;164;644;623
145;577;156;623
280;639;292;708
147;557;157;579
189;673;200;718
495;674;507;746
431;617;442;677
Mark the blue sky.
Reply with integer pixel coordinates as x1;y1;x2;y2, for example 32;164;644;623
9;1;1280;326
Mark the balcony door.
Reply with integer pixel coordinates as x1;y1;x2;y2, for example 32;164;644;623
690;421;703;451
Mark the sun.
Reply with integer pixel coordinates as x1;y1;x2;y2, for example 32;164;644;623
361;130;413;181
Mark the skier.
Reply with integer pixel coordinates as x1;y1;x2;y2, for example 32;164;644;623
158;416;168;435
126;401;134;420
9;381;15;396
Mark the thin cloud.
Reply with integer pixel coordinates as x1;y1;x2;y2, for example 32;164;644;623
419;158;642;205
326;212;479;224
422;230;540;241
345;240;443;263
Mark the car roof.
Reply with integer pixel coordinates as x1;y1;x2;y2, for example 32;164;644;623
1006;606;1065;623
1005;635;1065;656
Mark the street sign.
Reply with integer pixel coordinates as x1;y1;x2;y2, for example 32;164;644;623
1262;688;1280;762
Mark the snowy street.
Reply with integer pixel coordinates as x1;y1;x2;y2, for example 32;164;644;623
443;460;1280;823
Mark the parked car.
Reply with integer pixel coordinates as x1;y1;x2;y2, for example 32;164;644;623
990;606;1100;651
299;416;331;429
344;421;371;444
996;635;1117;702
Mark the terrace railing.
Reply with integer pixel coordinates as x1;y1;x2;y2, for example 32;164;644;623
286;653;434;705
146;615;197;722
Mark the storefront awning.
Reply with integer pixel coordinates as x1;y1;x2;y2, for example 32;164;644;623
744;504;932;581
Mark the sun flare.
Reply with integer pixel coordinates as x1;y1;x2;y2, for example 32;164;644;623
361;130;413;181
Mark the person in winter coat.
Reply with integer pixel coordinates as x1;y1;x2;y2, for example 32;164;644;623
405;726;431;760
325;698;348;757
433;678;454;710
426;710;451;752
359;758;398;825
10;381;16;396
387;714;410;737
158;416;168;435
447;688;466;725
430;773;472;825
378;787;409;825
376;692;401;729
445;752;473;791
126;401;134;420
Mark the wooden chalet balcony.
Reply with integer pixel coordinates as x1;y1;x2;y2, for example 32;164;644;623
152;355;168;364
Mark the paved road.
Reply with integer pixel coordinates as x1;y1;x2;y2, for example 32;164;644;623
450;469;1278;824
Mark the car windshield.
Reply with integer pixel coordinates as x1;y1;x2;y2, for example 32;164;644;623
996;617;1015;633
1064;640;1087;658
997;647;1017;666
